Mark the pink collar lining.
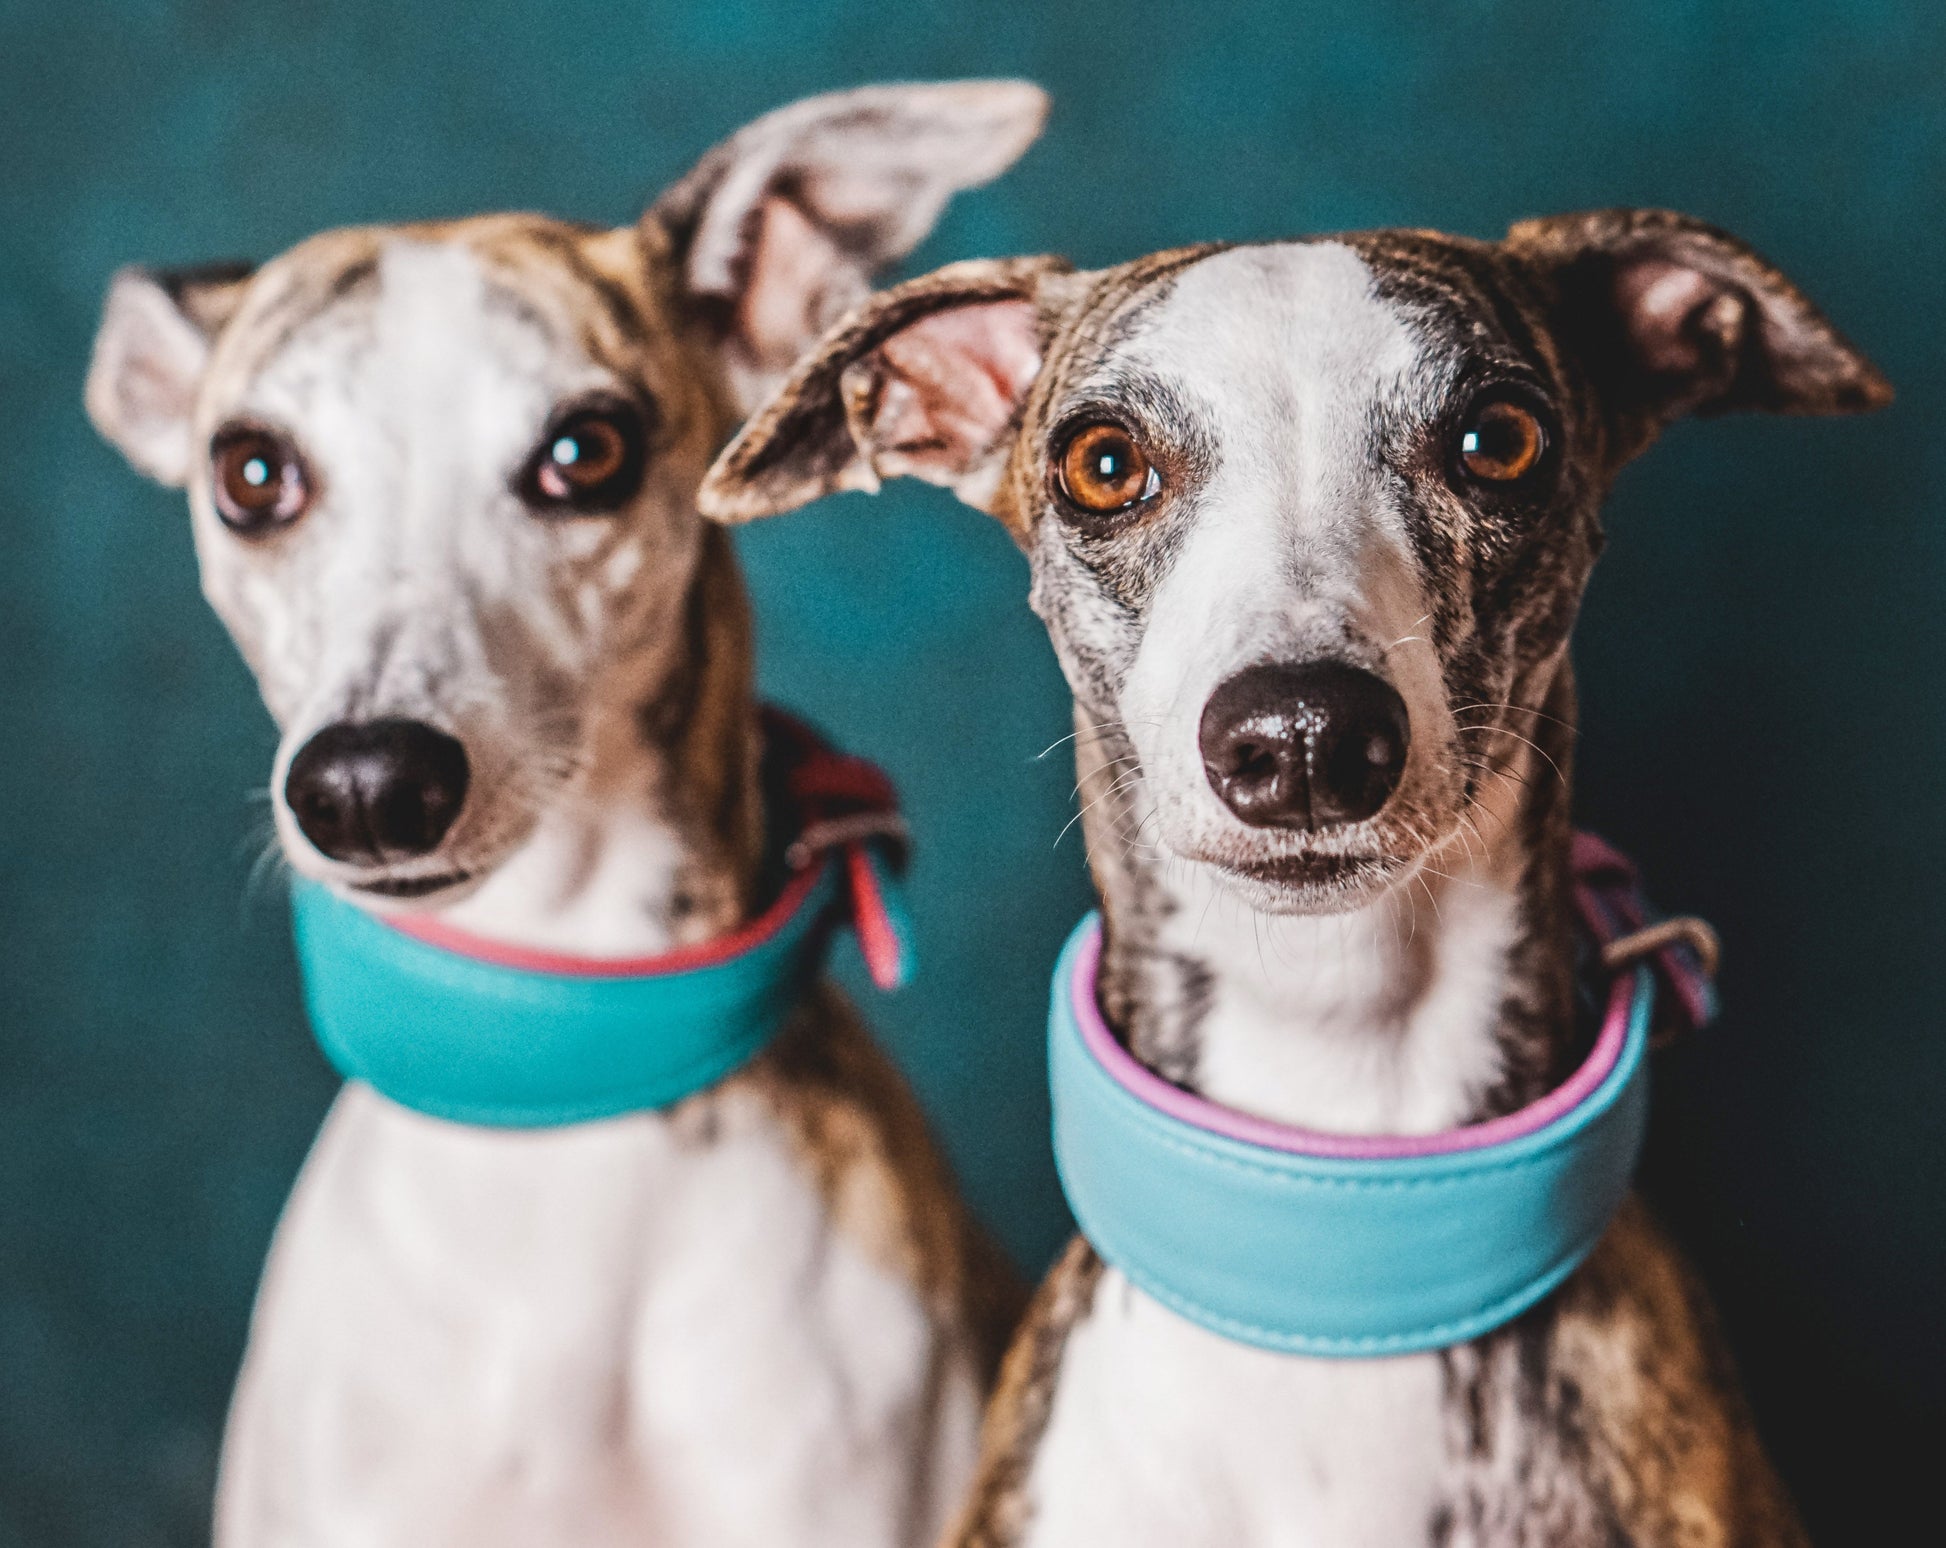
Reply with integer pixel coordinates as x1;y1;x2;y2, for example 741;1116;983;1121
1069;920;1637;1161
376;706;911;989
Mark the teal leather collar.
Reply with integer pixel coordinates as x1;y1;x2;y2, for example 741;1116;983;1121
291;710;913;1129
1048;838;1705;1357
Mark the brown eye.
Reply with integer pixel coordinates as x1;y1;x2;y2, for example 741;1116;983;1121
211;427;310;533
522;402;646;513
1457;397;1548;484
1057;422;1160;516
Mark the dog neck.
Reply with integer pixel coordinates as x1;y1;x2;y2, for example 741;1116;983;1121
432;524;763;960
1079;668;1581;1136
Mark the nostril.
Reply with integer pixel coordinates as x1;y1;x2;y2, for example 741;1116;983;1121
1227;739;1277;783
1319;717;1408;827
290;787;343;838
284;719;470;865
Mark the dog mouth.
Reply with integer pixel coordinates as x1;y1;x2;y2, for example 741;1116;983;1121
1215;852;1391;889
345;868;475;900
1186;826;1423;912
1193;802;1477;913
1207;846;1407;904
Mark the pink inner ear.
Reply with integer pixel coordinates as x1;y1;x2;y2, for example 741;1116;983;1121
738;194;851;369
1613;256;1747;377
865;300;1041;480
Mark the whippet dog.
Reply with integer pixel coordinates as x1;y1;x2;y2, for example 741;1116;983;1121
85;81;1045;1548
699;212;1890;1544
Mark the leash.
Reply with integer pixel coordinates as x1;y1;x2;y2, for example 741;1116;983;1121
1047;833;1715;1358
290;708;914;1128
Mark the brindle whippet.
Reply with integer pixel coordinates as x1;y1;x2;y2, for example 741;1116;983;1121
699;212;1890;1545
85;81;1046;1548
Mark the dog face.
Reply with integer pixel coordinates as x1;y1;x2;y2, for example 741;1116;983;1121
701;213;1888;915
87;83;1046;903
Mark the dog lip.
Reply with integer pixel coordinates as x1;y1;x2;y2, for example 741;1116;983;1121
350;869;474;899
1217;852;1384;888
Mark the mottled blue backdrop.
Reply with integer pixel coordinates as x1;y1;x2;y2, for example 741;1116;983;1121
1;2;1940;1542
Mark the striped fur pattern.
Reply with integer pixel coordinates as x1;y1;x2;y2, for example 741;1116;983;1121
85;83;1047;1548
700;213;1889;1545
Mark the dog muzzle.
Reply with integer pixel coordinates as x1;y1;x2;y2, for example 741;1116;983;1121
290;708;913;1128
1047;833;1715;1357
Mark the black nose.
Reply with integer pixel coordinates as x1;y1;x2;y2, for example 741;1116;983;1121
1199;662;1409;830
284;719;470;865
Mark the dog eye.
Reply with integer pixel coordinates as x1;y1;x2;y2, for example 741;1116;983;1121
1456;397;1548;485
521;402;647;513
210;427;311;534
1056;423;1161;516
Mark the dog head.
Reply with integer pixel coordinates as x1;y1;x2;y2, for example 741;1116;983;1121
701;213;1889;915
87;82;1046;904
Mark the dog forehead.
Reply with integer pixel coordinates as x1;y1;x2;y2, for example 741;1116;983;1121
207;239;626;477
212;226;636;420
365;238;570;386
1081;242;1426;429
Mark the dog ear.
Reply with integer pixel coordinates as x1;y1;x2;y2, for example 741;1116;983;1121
86;261;255;486
648;80;1048;412
697;255;1067;530
1505;209;1891;451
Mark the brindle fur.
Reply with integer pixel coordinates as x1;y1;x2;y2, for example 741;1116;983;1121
945;1238;1106;1548
726;984;1025;1389
1428;1198;1810;1548
702;211;1889;1545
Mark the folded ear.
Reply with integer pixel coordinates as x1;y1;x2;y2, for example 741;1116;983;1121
649;79;1049;413
85;261;254;486
698;254;1068;529
1506;209;1890;452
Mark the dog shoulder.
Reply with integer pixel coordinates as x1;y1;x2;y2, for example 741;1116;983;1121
945;1235;1106;1548
1546;1195;1810;1547
739;983;1028;1370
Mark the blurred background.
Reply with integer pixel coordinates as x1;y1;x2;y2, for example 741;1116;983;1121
1;1;1940;1542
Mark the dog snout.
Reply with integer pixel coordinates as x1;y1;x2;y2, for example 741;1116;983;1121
1198;662;1409;830
284;719;471;865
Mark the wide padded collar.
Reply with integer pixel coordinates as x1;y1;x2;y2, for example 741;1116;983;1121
292;709;912;1128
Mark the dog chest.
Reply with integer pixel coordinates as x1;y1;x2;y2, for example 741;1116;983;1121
1021;1268;1449;1548
221;1082;971;1548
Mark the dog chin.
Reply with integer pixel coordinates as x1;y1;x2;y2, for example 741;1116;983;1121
1202;851;1406;916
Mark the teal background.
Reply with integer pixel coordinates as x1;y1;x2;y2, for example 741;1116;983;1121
0;1;1939;1541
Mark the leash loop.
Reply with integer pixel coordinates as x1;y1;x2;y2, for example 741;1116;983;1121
1600;915;1721;980
1572;832;1719;1044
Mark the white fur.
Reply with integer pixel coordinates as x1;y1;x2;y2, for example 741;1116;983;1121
1024;1271;1446;1548
218;1086;982;1548
1163;852;1520;1136
1111;244;1455;879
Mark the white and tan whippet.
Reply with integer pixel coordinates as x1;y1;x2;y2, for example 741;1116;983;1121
86;80;1046;1548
